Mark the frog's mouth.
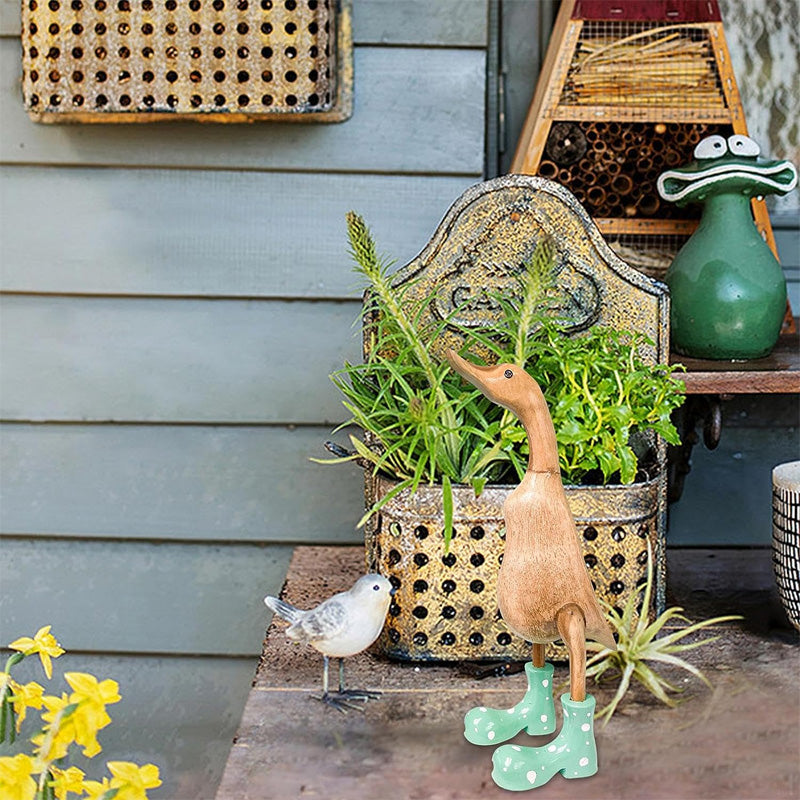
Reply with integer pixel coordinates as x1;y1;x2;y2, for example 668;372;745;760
657;158;798;205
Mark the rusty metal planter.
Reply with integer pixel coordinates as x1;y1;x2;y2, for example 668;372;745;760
21;0;352;122
364;472;664;662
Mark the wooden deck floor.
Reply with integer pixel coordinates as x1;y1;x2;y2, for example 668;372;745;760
217;546;799;800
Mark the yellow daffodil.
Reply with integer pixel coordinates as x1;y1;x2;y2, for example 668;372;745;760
64;673;121;710
36;674;121;760
81;777;113;800
8;626;65;680
8;680;44;732
49;765;86;800
0;753;38;800
35;694;76;761
107;762;162;800
65;672;120;756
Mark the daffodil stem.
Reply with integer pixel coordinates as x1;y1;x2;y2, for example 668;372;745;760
0;694;7;742
37;767;51;799
4;652;25;672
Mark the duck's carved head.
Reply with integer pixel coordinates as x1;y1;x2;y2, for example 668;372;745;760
446;350;540;416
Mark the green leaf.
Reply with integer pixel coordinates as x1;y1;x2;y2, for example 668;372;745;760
471;476;487;497
442;475;454;552
0;695;9;743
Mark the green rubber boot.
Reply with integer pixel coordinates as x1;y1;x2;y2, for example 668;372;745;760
491;694;598;791
464;663;556;745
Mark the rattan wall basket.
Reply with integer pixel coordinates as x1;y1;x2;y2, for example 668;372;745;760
364;472;662;662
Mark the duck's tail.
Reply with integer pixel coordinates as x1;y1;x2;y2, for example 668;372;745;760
588;615;617;652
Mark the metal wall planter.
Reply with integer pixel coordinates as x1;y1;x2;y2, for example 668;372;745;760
365;475;661;662
361;175;671;662
21;0;352;122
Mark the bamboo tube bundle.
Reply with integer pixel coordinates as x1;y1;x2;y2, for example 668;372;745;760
535;119;732;220
596;172;611;187
612;174;634;196
637;194;661;216
587;185;606;207
538;160;559;179
566;25;724;107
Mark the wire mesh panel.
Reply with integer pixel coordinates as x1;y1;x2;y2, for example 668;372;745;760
561;22;726;113
21;0;352;122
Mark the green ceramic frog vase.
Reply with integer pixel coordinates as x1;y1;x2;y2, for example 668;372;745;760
657;134;797;359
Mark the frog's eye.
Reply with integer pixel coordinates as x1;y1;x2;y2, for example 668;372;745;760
727;135;760;157
694;135;728;159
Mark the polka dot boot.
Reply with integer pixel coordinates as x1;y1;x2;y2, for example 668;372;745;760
491;693;598;790
464;662;556;745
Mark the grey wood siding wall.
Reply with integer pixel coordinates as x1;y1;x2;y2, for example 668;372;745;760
0;5;488;795
0;0;488;661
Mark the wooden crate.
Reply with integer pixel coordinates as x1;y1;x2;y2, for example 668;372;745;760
511;0;788;322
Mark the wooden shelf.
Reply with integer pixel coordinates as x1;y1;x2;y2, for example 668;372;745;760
672;330;800;394
596;218;699;236
552;105;732;124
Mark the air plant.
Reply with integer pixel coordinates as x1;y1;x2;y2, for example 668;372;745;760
584;544;741;723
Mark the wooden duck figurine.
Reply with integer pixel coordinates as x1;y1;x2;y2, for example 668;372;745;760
447;350;616;791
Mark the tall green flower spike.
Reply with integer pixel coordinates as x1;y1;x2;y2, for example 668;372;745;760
464;662;556;745
491;694;598;791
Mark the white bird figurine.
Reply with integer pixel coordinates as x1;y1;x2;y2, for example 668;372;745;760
264;574;395;712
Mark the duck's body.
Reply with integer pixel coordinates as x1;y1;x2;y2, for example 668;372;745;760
449;349;615;790
500;470;615;649
446;351;614;652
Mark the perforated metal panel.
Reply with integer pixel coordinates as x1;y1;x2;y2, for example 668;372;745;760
365;475;662;662
21;0;352;122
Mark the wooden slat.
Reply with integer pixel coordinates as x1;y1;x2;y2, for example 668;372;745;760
1;0;489;44
0;42;485;174
0;423;365;542
0;167;475;298
673;332;800;394
551;104;732;123
353;0;487;47
595;217;698;236
0;538;292;655
0;296;363;423
0;0;17;36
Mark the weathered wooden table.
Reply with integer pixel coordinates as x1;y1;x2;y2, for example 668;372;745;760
668;329;799;501
216;545;798;800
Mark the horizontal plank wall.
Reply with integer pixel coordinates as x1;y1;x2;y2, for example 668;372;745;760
0;170;474;297
0;3;488;796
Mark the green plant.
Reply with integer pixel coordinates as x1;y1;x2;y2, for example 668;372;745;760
471;313;685;485
315;213;516;540
584;549;741;723
320;212;685;540
0;626;162;800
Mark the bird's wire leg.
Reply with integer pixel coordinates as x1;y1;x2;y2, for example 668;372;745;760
335;658;381;702
310;656;365;713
